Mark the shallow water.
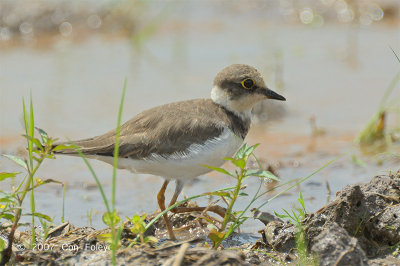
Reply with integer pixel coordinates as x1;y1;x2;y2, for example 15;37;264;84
1;5;399;232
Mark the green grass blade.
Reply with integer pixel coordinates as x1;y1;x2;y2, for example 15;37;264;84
29;92;34;168
112;79;127;211
256;155;343;211
110;80;127;266
227;155;342;238
69;141;111;214
22;99;29;169
22;94;38;247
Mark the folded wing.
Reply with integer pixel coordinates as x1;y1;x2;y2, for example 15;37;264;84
54;99;226;160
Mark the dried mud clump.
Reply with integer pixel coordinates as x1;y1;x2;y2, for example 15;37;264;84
259;171;400;265
310;223;368;265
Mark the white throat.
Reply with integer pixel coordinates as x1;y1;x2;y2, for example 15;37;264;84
211;85;260;121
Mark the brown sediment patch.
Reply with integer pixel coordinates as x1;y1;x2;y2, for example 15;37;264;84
0;136;20;147
248;130;355;160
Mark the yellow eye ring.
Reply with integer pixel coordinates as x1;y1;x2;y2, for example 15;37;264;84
241;78;254;89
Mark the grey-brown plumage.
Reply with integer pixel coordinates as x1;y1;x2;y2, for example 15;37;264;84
55;64;285;160
55;99;250;159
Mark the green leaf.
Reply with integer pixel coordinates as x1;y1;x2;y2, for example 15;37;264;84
244;169;260;176
202;165;234;177
0;172;20;181
45;154;56;159
97;233;112;242
103;211;121;227
24;212;52;222
131;219;146;235
22;135;43;150
234;144;248;159
208;228;225;248
35;127;48;144
130;214;141;223
244;144;260;158
230;158;246;169
298;192;305;210
52;145;73;152
233;211;244;216
0;238;5;251
274;211;289;220
0;213;15;221
0;197;16;203
3;155;28;170
143;236;158;244
206;191;231;198
247;170;279;181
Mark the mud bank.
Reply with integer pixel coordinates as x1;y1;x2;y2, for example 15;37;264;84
1;171;399;265
260;171;400;265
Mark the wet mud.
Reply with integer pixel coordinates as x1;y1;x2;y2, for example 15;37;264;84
1;171;399;265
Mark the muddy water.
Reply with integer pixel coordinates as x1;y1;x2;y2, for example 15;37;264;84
1;18;399;231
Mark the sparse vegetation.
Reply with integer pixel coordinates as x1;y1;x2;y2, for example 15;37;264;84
68;79;127;266
204;144;279;248
0;96;67;264
127;214;157;245
275;193;318;265
356;49;400;154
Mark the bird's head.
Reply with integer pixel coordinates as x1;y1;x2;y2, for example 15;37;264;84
211;64;286;119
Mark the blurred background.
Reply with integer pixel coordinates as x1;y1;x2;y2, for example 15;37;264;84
0;0;399;231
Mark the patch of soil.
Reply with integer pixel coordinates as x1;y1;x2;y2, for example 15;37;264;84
258;170;400;265
1;171;399;265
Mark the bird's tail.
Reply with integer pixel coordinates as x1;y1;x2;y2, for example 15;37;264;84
52;135;115;156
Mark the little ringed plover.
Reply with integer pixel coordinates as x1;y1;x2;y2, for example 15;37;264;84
54;64;286;240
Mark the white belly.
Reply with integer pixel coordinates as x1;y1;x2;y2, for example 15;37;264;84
94;128;243;180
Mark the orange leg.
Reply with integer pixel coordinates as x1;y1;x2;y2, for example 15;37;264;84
157;180;176;240
167;180;184;210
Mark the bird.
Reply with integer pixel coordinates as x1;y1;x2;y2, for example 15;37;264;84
53;64;286;240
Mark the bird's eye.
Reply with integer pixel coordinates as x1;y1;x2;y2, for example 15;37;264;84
241;78;254;89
